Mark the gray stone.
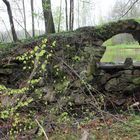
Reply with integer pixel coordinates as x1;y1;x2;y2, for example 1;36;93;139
0;68;12;75
105;78;119;91
124;58;133;68
74;94;85;105
114;99;126;106
133;77;140;85
43;87;56;103
100;73;111;85
123;70;132;75
123;84;136;93
133;70;140;76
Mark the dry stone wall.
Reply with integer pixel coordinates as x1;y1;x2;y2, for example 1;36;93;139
0;19;140;95
97;58;140;94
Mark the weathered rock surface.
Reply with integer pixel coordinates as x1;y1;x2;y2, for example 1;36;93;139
98;58;140;94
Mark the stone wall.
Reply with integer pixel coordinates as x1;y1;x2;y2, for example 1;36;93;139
0;19;140;93
97;58;140;95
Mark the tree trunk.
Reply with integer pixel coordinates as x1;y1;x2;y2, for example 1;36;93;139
42;0;55;34
2;0;18;42
69;0;74;30
77;0;80;28
65;0;68;31
58;0;62;32
71;0;74;30
22;0;27;38
31;0;35;37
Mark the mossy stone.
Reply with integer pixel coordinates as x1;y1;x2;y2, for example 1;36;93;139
133;77;140;85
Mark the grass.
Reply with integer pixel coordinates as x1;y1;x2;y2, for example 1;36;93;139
101;44;140;63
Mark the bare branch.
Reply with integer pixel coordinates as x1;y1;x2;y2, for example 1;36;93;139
119;0;139;19
35;119;49;140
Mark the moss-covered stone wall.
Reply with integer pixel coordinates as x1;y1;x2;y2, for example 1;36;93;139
0;19;140;91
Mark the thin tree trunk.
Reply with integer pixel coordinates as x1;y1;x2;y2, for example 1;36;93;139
77;0;80;28
69;0;74;30
69;0;72;30
2;0;18;42
42;0;55;34
0;18;12;41
37;11;41;35
31;0;35;37
13;0;30;38
22;0;27;38
0;32;4;42
65;0;68;31
58;0;62;32
71;0;74;30
82;1;85;26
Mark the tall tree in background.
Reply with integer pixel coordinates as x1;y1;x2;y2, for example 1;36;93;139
65;0;68;31
69;0;74;30
31;0;35;37
42;0;55;34
2;0;18;42
22;0;27;38
77;0;80;28
58;0;62;32
110;0;140;20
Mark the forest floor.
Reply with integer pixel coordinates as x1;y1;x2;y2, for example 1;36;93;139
33;113;140;140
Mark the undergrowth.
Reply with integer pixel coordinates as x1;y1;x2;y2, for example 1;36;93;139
0;39;139;139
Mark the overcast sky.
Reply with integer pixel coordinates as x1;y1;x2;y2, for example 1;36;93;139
0;0;117;32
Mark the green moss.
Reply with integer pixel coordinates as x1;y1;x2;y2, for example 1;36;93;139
0;42;18;59
124;84;136;93
133;77;140;85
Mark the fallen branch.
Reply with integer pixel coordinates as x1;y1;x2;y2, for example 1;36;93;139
35;119;49;140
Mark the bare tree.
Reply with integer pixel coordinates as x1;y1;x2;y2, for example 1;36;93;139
31;0;35;37
2;0;18;42
0;31;5;42
0;17;12;41
12;0;30;38
58;0;62;32
65;0;68;31
42;0;55;34
69;0;74;30
22;0;27;38
77;0;80;28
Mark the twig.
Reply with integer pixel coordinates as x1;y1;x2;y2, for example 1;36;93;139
35;119;49;140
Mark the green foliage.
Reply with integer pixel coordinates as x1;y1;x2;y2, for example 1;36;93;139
0;38;106;138
0;85;34;136
0;38;57;137
0;38;77;137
